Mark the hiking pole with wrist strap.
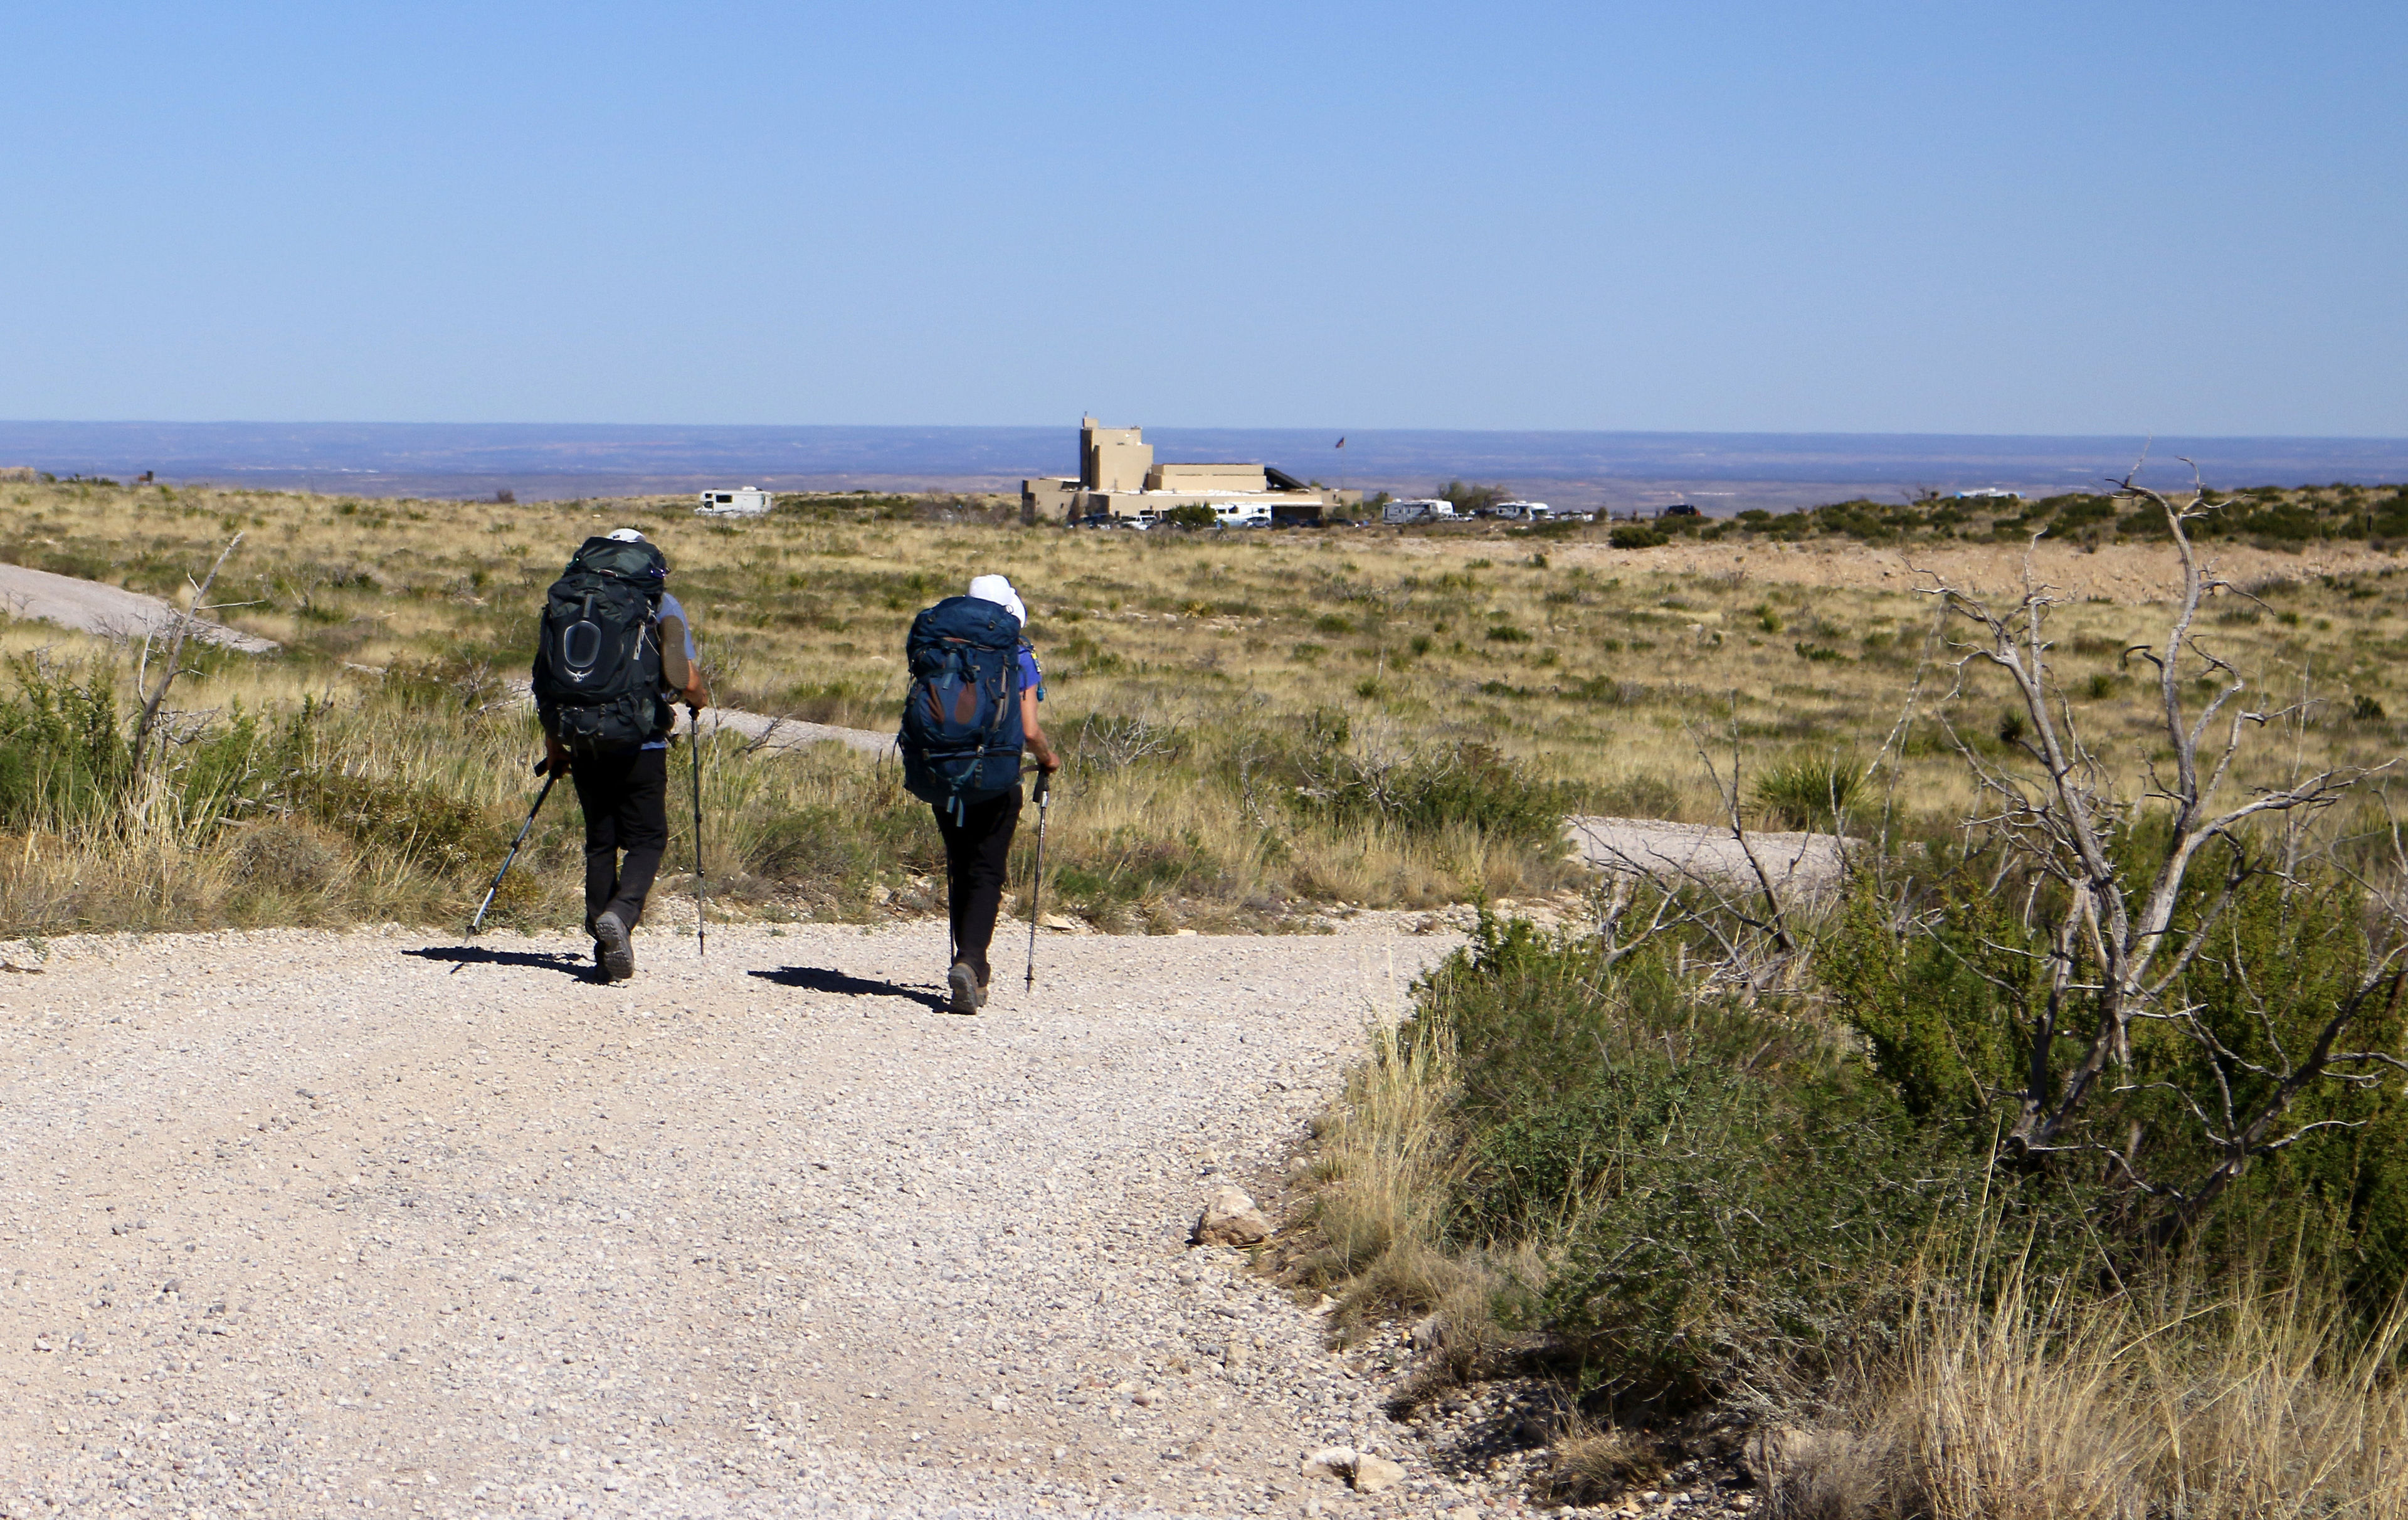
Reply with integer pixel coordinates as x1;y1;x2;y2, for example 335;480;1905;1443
471;757;555;934
1024;766;1052;993
689;704;708;958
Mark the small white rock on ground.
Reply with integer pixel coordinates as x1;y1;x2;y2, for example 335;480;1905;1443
0;917;1474;1518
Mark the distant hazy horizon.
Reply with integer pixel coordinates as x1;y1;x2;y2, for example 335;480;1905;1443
5;420;2402;514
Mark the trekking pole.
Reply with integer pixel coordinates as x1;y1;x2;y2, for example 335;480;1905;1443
470;759;556;934
689;704;707;957
1024;768;1051;993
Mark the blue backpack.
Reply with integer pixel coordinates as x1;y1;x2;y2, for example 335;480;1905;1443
898;596;1026;819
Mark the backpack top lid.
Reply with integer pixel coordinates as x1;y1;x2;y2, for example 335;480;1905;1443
910;594;1021;653
564;535;668;585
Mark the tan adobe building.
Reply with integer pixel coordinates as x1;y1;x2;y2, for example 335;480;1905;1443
1022;418;1361;524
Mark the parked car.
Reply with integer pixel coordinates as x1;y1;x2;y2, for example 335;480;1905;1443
1212;501;1273;529
1662;503;1701;518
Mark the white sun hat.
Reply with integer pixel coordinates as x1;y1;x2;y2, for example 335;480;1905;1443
606;527;647;542
967;574;1026;625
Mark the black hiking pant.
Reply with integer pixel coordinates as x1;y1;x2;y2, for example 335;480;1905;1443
570;746;669;934
936;786;1022;986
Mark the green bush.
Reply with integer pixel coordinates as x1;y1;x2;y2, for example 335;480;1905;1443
0;655;129;830
1305;743;1567;848
1828;861;2408;1312
1411;912;2000;1403
1608;525;1666;550
1754;752;1862;830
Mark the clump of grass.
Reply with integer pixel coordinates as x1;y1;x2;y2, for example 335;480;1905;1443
1763;1252;2408;1519
1543;1422;1665;1506
1755;752;1862;830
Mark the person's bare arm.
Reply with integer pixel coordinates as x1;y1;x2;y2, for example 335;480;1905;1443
1020;689;1060;772
660;614;712;709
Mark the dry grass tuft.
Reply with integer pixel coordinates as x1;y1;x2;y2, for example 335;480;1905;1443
1544;1420;1667;1504
1758;1255;2408;1519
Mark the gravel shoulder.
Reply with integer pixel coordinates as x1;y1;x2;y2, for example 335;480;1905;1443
0;917;1468;1517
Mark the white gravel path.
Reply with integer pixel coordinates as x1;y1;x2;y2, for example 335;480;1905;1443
1565;816;1846;896
0;562;280;653
0;919;1471;1519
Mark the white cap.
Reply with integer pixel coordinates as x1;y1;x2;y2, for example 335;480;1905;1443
606;527;647;542
968;574;1026;625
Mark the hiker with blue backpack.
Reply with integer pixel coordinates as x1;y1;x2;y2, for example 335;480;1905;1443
897;574;1060;1014
531;528;711;983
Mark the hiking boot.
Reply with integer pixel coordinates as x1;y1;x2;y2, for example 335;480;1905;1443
948;961;980;1015
594;911;635;983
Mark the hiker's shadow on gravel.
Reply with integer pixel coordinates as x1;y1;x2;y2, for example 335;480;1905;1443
406;945;597;980
748;966;948;1011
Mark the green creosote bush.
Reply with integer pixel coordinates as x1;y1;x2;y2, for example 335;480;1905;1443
0;655;132;830
1401;911;2005;1405
1608;525;1667;550
1829;861;2408;1311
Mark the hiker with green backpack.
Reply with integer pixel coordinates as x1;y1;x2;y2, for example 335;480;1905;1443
531;528;711;983
898;574;1060;1014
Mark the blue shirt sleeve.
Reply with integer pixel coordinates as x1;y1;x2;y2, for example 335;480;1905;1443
1018;646;1043;700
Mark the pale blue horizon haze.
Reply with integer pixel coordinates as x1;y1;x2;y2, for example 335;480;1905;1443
2;3;2402;436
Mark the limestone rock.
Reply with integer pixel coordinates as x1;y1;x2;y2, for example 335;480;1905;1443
1191;1185;1272;1247
1301;1447;1357;1483
1352;1454;1406;1492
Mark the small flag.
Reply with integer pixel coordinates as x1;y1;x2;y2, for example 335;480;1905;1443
1335;436;1346;449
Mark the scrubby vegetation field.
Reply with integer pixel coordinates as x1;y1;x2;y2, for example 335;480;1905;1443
8;476;2408;938
8;473;2408;1512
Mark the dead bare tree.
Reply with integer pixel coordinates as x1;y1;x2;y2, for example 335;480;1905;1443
1908;467;2404;1230
129;533;245;789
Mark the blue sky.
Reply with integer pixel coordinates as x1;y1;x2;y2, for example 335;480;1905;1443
2;3;2402;435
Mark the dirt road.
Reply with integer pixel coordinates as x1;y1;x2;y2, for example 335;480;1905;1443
0;562;279;653
0;920;1463;1517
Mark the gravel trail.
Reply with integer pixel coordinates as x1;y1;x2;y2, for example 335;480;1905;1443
0;919;1465;1518
0;562;280;653
1566;816;1846;896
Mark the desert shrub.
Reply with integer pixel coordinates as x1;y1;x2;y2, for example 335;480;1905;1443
231;819;345;894
1608;525;1666;550
1829;859;2408;1312
384;653;505;711
1406;912;2002;1403
0;655;129;830
287;768;497;873
1305;743;1567;848
1755;752;1862;830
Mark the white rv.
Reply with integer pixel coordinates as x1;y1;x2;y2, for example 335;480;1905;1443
695;486;773;518
1381;498;1455;525
1212;500;1273;529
